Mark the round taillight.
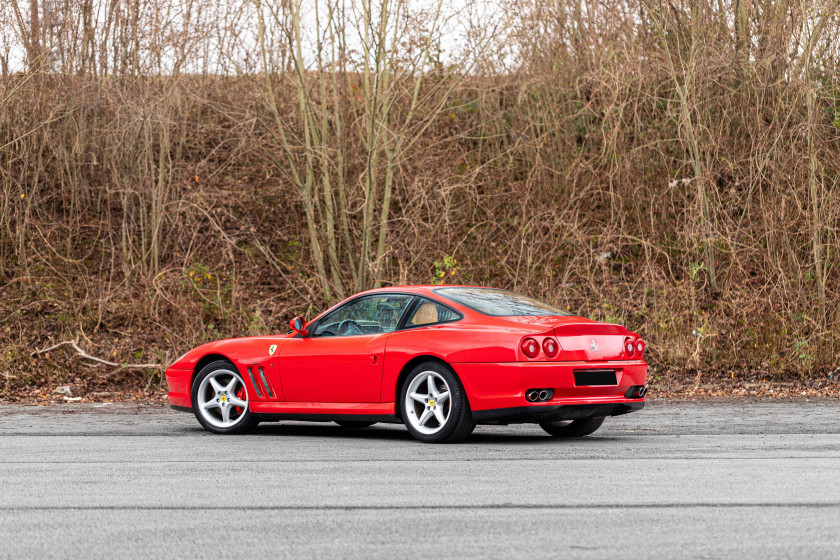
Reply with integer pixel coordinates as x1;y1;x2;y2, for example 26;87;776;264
625;340;635;356
542;338;559;358
636;340;645;355
521;338;539;358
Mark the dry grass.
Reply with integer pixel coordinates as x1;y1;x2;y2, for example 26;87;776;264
2;1;840;395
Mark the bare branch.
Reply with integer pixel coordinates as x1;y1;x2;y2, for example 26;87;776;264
31;341;161;371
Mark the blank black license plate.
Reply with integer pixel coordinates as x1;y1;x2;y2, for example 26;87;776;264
574;370;617;386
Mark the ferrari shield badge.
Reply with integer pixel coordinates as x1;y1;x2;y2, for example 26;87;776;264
269;344;277;356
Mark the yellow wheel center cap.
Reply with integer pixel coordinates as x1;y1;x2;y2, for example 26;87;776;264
429;399;435;407
220;395;227;403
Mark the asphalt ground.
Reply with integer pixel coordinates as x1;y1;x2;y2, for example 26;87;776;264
1;400;838;559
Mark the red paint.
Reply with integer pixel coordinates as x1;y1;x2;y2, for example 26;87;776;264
452;361;647;411
250;401;394;415
165;285;648;420
278;335;388;402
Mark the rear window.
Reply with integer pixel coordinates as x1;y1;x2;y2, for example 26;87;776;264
434;288;572;317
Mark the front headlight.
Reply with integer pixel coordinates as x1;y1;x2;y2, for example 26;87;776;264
170;351;189;368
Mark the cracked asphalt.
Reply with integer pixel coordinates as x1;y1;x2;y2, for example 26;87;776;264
1;400;838;559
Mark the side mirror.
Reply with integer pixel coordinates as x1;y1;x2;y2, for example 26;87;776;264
289;316;309;336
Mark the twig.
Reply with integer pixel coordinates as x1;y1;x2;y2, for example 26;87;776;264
31;341;161;371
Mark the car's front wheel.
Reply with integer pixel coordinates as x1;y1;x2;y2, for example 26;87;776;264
539;417;605;438
399;361;475;443
191;360;259;434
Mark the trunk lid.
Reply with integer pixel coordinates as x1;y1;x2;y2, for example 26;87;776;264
552;322;630;361
496;315;633;361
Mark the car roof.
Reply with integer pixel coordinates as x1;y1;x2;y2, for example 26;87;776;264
312;285;529;323
302;285;462;326
356;284;487;295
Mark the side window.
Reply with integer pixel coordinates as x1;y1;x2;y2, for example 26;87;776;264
405;298;461;327
313;294;413;337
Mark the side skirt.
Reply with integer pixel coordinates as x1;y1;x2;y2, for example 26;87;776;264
253;413;400;424
169;403;398;423
249;401;399;423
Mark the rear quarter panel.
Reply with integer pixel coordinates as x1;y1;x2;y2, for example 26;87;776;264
380;323;519;401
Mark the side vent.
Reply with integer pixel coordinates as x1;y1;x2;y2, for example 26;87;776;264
258;367;275;398
246;367;263;398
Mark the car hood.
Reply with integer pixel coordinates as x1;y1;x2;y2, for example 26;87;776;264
170;334;293;369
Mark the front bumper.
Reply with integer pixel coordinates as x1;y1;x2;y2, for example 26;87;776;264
165;367;193;408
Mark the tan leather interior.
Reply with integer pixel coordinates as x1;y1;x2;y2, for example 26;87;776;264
411;301;438;325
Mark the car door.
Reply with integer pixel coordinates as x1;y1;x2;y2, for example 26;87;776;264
278;294;415;403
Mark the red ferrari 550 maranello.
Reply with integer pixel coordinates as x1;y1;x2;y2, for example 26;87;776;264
166;286;647;443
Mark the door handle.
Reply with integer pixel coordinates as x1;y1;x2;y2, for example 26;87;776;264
370;353;380;364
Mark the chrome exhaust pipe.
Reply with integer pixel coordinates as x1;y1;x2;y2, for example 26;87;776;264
624;385;647;399
526;390;539;402
538;390;549;401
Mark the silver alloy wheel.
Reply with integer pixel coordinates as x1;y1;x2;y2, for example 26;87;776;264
404;370;452;435
197;369;249;429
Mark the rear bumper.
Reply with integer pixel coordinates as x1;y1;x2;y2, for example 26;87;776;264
473;401;644;424
453;360;647;419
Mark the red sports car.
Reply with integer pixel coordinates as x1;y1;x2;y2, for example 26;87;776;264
166;286;647;443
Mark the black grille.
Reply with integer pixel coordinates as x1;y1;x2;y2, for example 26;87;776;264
258;367;275;398
573;369;617;386
246;367;263;398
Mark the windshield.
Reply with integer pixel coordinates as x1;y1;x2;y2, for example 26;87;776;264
434;288;572;317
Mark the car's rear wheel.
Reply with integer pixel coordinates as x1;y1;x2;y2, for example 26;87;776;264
539;417;605;437
191;360;259;434
335;421;377;428
399;361;475;443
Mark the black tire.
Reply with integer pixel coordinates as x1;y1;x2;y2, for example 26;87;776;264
191;360;260;435
399;360;475;443
539;417;605;438
335;420;377;428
